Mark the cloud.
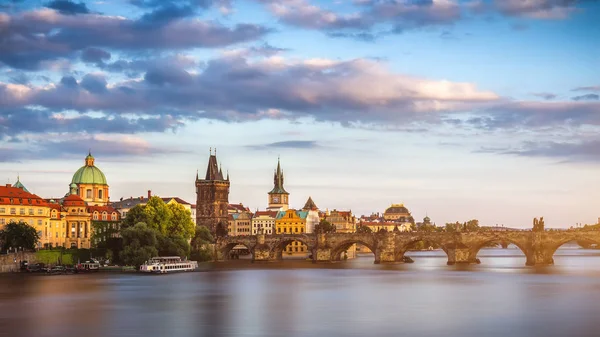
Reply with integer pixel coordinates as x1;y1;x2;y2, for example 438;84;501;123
532;92;557;100
466;101;600;130
0;8;270;70
0;135;180;162
484;139;600;163
248;140;319;149
572;93;599;101
46;0;90;15
572;85;600;92
494;0;580;19
81;48;112;66
0;55;499;134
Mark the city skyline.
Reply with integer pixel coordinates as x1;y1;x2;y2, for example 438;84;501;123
1;1;599;228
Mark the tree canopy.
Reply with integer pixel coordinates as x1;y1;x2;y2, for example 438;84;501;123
191;226;214;262
445;219;480;232
315;220;336;233
123;196;195;240
120;222;158;267
0;221;39;251
356;225;372;234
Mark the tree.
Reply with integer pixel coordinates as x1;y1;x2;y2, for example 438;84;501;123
315;220;336;233
0;221;39;251
120;222;158;268
123;196;195;240
191;226;214;262
157;234;190;258
356;225;372;234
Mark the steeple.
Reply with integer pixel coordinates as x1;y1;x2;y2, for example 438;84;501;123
268;157;288;195
85;151;95;167
12;174;29;193
302;196;318;211
204;148;224;181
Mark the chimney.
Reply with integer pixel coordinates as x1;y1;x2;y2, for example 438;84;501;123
5;184;10;187
148;190;151;199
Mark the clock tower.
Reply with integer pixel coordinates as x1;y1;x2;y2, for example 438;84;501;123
267;157;289;211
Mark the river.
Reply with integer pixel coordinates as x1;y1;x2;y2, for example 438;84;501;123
1;245;599;337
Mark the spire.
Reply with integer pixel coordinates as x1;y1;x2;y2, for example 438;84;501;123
196;170;199;181
303;196;318;211
204;147;225;181
218;163;224;180
268;157;288;195
226;170;230;181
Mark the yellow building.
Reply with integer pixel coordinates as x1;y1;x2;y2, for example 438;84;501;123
71;152;110;206
275;209;308;254
62;192;92;249
0;183;51;249
46;202;67;248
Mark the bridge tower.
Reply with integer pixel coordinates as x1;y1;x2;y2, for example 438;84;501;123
267;157;289;211
196;148;230;237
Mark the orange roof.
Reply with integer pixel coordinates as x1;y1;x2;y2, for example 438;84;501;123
87;205;119;214
62;194;86;207
254;211;278;217
47;203;62;211
0;185;48;206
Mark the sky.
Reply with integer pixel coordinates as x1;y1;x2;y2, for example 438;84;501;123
0;0;599;228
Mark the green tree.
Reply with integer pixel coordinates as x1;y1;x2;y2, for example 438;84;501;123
157;234;190;258
120;222;158;267
0;221;39;251
315;220;336;233
356;225;372;233
123;197;194;240
191;226;214;262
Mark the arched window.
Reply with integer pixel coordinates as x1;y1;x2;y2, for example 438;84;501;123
86;189;92;199
102;212;107;220
93;213;98;220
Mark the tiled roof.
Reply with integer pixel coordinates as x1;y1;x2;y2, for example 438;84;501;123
254;210;278;218
302;196;318;211
62;194;86;206
87;205;119;213
228;203;249;212
0;185;48;206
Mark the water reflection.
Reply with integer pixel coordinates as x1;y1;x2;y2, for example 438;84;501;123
1;248;600;337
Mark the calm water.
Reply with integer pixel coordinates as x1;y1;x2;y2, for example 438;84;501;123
1;246;600;337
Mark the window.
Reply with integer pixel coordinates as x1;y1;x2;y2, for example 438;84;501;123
37;209;43;215
28;219;33;225
93;213;98;220
37;220;42;226
19;208;25;215
0;219;4;225
86;189;92;199
111;213;116;221
29;208;34;215
102;213;107;220
0;208;4;213
98;190;103;199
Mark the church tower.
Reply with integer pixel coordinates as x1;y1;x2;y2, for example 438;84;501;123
267;157;289;211
196;148;230;237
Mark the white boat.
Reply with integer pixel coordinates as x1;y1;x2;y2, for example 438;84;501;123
139;256;199;274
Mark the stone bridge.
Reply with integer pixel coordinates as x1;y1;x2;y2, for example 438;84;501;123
215;230;600;266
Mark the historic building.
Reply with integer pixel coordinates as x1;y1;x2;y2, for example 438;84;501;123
275;209;308;254
267;158;289;211
302;196;320;234
383;204;415;225
62;185;92;249
71;152;110;206
196;149;230;236
111;191;194;224
229;211;253;236
252;210;277;235
325;209;356;233
0;184;51;249
89;205;121;247
46;202;66;248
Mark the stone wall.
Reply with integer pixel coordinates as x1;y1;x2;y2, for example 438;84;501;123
0;252;37;273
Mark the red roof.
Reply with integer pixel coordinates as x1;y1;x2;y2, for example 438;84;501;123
0;185;48;206
47;203;62;211
62;194;86;207
228;203;249;212
254;211;278;217
87;205;119;213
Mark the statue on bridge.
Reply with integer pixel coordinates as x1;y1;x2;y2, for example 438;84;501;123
533;217;545;232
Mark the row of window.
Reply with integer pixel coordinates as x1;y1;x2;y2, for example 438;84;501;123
0;207;45;215
277;227;305;234
0;218;44;226
92;213;118;221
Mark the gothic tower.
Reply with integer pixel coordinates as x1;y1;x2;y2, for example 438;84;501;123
267;157;289;211
196;149;230;237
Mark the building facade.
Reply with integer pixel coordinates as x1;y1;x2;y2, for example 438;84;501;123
267;158;289;211
230;211;253;236
252;211;277;235
89;205;121;247
196;150;230;236
325;209;356;233
302;196;320;234
0;184;51;249
275;209;308;254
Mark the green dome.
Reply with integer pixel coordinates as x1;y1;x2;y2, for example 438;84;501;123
71;166;107;185
71;152;107;185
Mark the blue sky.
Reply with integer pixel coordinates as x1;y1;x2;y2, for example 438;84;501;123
1;0;599;228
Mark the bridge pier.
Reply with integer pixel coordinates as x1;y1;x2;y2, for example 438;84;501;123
446;248;477;265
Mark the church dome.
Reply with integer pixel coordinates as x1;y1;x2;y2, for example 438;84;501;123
384;204;410;215
71;152;107;185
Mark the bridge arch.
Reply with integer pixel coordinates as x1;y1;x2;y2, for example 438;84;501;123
469;236;531;265
544;234;600;264
270;236;313;260
220;241;254;261
394;236;450;263
330;239;377;262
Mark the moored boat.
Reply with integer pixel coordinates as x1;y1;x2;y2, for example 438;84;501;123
139;256;198;274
